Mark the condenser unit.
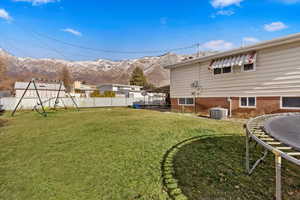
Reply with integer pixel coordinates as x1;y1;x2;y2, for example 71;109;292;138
209;107;228;120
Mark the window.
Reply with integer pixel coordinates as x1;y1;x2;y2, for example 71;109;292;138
214;68;222;75
178;98;194;105
186;98;194;105
222;66;232;73
179;98;186;105
281;97;300;109
241;97;247;107
240;97;256;108
243;63;255;72
213;67;232;75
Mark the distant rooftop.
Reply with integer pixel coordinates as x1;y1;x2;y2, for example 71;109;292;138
15;82;66;91
98;84;143;88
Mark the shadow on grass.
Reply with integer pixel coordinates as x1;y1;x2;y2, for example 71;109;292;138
0;119;6;127
8;108;79;118
162;134;300;200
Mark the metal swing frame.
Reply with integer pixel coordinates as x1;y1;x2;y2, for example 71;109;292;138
11;79;47;117
11;79;79;117
245;113;300;200
52;81;79;111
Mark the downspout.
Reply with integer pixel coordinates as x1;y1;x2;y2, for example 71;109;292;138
227;97;232;118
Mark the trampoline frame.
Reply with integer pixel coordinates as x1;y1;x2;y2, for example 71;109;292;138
245;113;300;200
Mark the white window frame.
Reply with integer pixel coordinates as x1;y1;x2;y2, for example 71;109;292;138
242;62;256;72
280;96;300;109
213;66;233;76
239;97;256;108
178;98;195;106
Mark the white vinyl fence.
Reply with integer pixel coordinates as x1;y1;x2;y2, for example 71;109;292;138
0;97;165;111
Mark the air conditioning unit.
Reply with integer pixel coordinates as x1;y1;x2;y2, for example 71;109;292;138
209;107;228;120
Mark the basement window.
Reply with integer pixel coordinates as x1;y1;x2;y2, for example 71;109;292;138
281;97;300;109
178;98;194;106
240;97;256;108
179;98;185;105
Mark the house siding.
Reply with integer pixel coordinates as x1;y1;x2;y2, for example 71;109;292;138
169;41;300;117
170;64;199;98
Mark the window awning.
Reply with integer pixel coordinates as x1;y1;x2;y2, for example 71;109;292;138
210;52;257;69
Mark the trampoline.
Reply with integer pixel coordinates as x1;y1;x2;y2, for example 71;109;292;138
245;113;300;200
264;115;300;152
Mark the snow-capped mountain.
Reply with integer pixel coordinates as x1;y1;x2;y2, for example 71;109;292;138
0;49;214;89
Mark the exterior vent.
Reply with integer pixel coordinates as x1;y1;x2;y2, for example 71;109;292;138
209;108;228;120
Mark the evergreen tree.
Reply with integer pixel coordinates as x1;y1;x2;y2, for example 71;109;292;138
143;82;156;91
129;67;147;86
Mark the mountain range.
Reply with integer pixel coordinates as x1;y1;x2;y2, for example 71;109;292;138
0;49;215;90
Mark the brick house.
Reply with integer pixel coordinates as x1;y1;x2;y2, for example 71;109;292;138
164;33;300;117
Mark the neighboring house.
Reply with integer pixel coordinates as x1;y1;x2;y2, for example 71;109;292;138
15;82;66;98
0;91;11;98
164;33;300;117
73;81;97;98
97;84;144;98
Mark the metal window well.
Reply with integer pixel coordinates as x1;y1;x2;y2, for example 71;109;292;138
245;113;300;200
209;108;228;120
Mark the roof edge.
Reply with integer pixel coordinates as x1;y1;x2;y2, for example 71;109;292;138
164;32;300;69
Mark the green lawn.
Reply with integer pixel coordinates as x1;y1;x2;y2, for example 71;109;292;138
0;108;299;200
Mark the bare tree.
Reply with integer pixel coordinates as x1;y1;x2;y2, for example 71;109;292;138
59;66;73;92
0;58;7;79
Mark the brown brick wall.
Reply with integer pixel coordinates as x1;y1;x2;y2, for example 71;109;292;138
171;96;300;118
171;98;195;113
231;97;282;117
195;97;229;115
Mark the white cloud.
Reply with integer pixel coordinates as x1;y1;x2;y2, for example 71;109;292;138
13;0;59;6
215;9;235;17
211;10;235;18
211;0;243;8
202;40;234;51
243;37;260;43
243;37;260;45
62;28;82;36
264;22;288;32
0;9;12;21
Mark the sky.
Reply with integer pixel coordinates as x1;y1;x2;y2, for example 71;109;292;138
0;0;299;61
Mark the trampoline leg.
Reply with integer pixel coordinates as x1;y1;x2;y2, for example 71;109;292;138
246;130;250;173
275;154;282;200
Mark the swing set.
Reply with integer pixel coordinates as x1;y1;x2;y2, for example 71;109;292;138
11;79;79;117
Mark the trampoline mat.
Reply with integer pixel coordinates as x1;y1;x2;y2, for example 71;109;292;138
264;115;300;151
